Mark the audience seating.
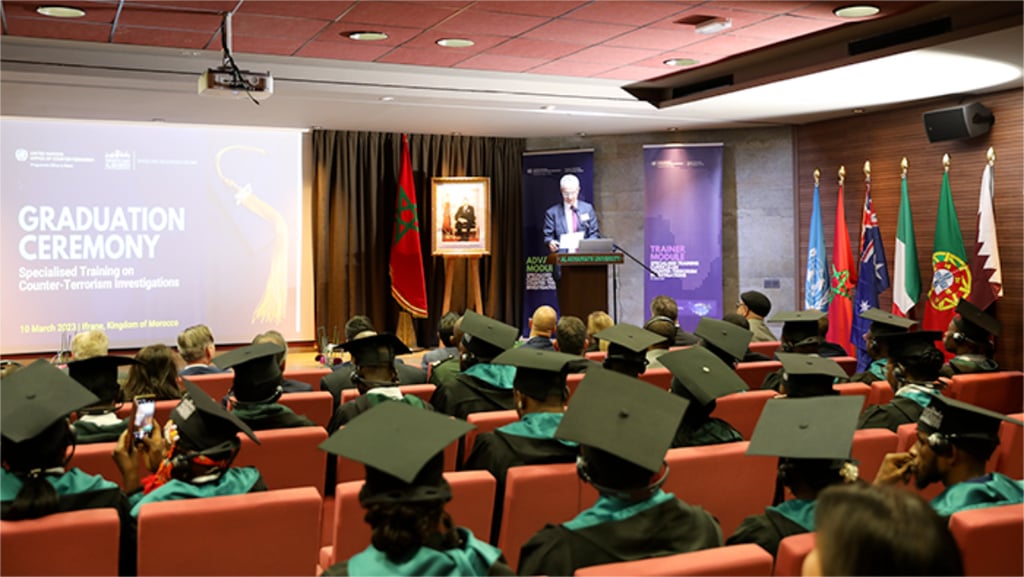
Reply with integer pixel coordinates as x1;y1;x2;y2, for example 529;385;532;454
850;428;899;482
114;399;179;428
833;356;857;376
639;367;673;391
773;532;816;576
585;350;607;363
895;423;944;501
866;380;895;407
235;426;329;493
945;371;1024;415
567;372;585;401
1;508;120;576
711;390;779;440
498;463;583;571
574;543;774;576
182;372;234;402
278;391;334;429
948;503;1024;577
736;361;781;390
464;410;519;458
318;471;497;570
663;442;779;538
283;367;331;389
339;383;436;406
68;441;125;489
748;341;780;358
833;382;871;410
994;412;1024;479
137;487;321;576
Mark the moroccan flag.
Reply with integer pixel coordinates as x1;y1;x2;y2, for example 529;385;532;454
851;179;890;371
968;161;1002;310
390;134;428;318
892;173;921;317
804;180;829;311
922;170;971;340
827;181;856;355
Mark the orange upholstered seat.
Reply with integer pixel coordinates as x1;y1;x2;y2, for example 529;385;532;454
866;380;895;407
235;426;328;493
833;356;857;376
136;487;321;576
498;463;583;571
833;382;871;410
339;383;436;405
948;503;1024;577
465;410;519;457
851;428;899;482
748;341;780;358
639;367;673;391
573;543;774;576
182;373;234;402
736;361;782;390
994;412;1024;479
67;442;124;489
773;532;816;576
283;368;331;389
1;508;120;576
278;391;334;429
711;389;779;440
946;371;1024;415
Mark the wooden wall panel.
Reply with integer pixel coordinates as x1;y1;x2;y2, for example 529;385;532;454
795;89;1021;371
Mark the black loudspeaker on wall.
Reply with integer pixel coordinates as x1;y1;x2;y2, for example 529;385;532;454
923;102;994;143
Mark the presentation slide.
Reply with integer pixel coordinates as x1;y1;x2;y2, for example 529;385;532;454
2;117;314;355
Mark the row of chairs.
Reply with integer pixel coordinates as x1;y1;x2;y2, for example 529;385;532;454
7;479;1018;577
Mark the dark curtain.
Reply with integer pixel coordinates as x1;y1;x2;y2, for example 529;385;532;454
312;131;525;348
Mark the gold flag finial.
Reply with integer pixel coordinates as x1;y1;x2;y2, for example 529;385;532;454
814;168;820;185
838;165;846;184
943;153;950;172
900;157;908;178
864;160;871;180
987;147;996;166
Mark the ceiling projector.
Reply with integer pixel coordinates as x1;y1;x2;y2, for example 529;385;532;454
198;67;273;101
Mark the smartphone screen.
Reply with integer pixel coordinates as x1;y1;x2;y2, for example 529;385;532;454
133;396;156;441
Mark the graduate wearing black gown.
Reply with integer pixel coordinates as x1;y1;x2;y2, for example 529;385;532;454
939;300;1002;378
431;311;519;420
68;355;139;443
727;396;862;556
214;342;315;430
759;310;827;393
319;402;514;576
847;308;917;385
857;331;946;432
517;368;721;576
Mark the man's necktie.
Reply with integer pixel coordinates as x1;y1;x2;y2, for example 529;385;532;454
572;209;579;233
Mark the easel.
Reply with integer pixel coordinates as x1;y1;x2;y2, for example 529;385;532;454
442;256;484;315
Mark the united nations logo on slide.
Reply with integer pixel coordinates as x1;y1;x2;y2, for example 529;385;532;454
928;251;971;311
15;148;28;162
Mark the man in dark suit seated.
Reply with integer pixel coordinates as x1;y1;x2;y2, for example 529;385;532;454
543;174;599;254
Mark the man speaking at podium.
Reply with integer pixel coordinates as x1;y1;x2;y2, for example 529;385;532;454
543;174;600;253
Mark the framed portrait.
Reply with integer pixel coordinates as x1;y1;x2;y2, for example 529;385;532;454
431;177;491;256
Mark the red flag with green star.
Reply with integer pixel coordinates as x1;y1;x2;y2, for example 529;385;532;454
390;134;428;317
827;180;856;355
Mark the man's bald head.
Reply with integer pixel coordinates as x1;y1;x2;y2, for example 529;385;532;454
530;305;557;337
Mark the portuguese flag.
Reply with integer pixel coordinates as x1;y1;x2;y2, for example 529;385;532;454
390;134;428;318
922;169;970;341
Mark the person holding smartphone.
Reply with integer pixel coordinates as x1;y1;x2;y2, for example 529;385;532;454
114;379;266;518
68;355;139;443
2;360;137;575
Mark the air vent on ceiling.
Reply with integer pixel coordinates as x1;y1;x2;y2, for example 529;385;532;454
847;18;952;56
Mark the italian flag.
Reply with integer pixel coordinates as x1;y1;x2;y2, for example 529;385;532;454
892;175;921;317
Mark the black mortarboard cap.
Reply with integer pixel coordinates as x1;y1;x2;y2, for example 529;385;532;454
595;323;666;358
747;396;862;459
917;396;1023;441
337;333;411;366
67;355;138;401
771;310;826;347
859;308;917;336
556;367;688;473
659;347;748;407
172;379;259;449
460;311;518;360
695;317;753;363
740;291;772;317
955;299;1002;341
777;352;844;398
213;342;284;400
878;331;943;363
1;359;100;443
319;402;473;502
492;347;581;399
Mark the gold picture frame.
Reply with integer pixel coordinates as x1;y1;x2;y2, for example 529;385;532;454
431;176;491;256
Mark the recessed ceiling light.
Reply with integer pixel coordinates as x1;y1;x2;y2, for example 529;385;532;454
852;108;865;114
36;5;86;18
833;5;880;18
436;38;474;48
663;58;699;67
380;96;395;102
540;105;556;111
695;17;731;34
347;31;388;41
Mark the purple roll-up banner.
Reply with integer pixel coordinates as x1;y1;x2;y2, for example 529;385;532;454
521;149;594;335
643;144;723;332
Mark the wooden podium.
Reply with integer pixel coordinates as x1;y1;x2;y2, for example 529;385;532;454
547;252;624;321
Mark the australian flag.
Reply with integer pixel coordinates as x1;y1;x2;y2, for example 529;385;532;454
851;182;890;372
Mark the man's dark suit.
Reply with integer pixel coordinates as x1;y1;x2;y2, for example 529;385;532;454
543;200;600;248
